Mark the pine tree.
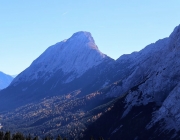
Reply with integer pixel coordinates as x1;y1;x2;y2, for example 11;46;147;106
26;134;31;140
0;132;4;140
33;136;38;140
3;131;11;140
12;132;25;140
56;135;62;140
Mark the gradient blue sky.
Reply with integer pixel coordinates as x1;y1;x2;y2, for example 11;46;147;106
1;1;180;75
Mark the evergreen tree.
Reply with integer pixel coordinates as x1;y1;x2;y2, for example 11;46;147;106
12;132;25;140
33;136;38;140
44;136;48;140
3;131;11;140
44;134;53;140
0;132;4;140
56;135;62;140
49;134;53;140
26;134;31;140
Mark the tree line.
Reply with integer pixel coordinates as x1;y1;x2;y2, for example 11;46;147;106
0;131;66;140
0;131;106;140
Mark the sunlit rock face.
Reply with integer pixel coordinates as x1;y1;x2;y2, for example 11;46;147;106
12;31;108;84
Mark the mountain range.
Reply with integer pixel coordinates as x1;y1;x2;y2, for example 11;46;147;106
1;25;180;139
0;72;13;90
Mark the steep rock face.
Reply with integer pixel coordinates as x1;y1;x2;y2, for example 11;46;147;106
107;24;180;103
113;24;180;126
121;24;180;105
81;24;180;139
0;31;114;111
0;72;13;90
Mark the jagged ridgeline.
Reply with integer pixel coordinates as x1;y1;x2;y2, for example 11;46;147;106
1;25;180;139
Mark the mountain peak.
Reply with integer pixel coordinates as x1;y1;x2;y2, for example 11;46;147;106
68;31;97;49
169;24;180;50
170;24;180;39
72;31;91;35
71;31;93;40
12;31;111;84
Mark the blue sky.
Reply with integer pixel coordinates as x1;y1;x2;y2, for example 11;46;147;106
0;1;180;75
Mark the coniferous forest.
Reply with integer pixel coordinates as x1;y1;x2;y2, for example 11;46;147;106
0;131;106;140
